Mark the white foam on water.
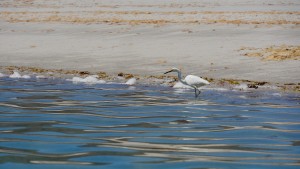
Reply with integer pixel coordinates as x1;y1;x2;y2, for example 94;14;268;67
174;88;190;94
173;82;193;89
233;83;248;90
116;76;125;80
36;75;47;79
259;85;279;90
272;93;282;97
173;82;223;91
128;86;136;90
0;72;7;77
68;75;106;84
202;86;228;91
125;78;136;86
9;71;22;78
238;95;247;99
9;71;31;79
22;75;31;79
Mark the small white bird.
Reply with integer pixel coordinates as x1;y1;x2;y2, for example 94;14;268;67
164;68;210;97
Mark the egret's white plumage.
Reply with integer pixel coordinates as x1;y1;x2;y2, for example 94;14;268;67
164;68;209;97
184;75;209;88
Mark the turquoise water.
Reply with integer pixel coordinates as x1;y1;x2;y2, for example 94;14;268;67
0;77;299;169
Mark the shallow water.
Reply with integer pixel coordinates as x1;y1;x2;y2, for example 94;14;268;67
0;77;299;169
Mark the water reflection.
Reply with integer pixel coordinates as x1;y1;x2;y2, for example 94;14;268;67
0;77;300;168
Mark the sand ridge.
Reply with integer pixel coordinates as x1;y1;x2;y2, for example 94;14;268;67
1;10;300;25
239;45;300;61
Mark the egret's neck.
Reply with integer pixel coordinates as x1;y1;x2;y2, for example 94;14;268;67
177;71;186;85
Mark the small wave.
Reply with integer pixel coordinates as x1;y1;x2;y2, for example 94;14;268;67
67;75;106;84
233;83;248;90
36;75;47;79
30;160;94;165
173;82;193;89
0;72;7;77
9;71;31;79
125;78;137;85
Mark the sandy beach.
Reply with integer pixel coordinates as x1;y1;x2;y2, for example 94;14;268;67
0;0;300;85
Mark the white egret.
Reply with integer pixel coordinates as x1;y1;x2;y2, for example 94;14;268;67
164;68;210;97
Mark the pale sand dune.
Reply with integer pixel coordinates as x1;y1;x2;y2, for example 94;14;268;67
0;0;299;83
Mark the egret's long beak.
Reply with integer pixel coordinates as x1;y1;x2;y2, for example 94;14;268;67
164;70;172;74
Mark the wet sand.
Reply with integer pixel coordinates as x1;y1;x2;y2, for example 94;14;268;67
0;0;300;85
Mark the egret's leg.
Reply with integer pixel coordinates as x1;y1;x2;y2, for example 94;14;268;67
193;86;201;98
197;89;201;97
196;89;201;97
193;87;201;98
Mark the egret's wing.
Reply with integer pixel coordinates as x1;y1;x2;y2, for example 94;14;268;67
184;75;210;87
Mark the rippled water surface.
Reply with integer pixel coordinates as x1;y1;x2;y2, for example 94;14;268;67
0;77;300;169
